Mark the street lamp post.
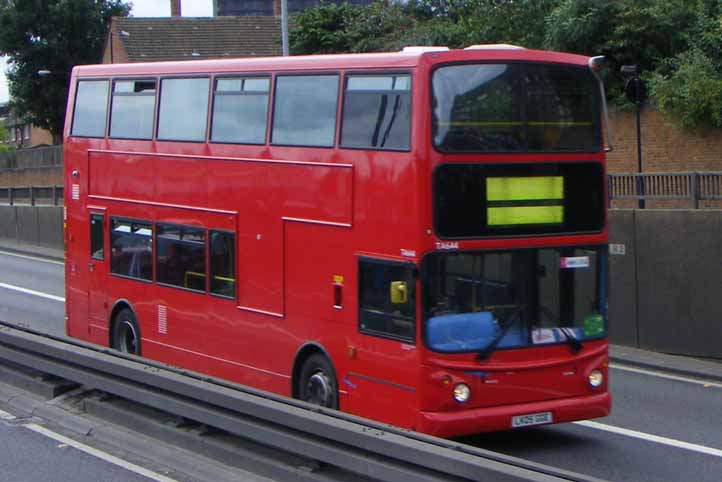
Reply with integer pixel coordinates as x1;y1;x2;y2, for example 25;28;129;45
621;64;646;209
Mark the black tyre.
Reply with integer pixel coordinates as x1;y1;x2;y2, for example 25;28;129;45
112;308;141;356
297;353;338;409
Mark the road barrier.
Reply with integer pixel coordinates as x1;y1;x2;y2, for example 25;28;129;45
0;321;605;482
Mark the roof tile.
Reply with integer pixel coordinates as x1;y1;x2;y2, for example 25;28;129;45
113;16;281;62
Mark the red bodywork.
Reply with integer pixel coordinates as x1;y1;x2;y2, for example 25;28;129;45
63;47;610;437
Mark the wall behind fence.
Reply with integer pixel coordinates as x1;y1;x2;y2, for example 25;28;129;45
0;206;719;358
0;205;63;249
608;209;722;359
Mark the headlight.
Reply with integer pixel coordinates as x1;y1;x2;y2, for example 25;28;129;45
453;383;470;403
588;370;604;388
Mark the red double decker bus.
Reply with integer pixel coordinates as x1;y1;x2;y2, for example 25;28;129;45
63;45;611;436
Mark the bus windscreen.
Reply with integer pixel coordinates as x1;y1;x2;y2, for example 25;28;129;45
432;63;600;153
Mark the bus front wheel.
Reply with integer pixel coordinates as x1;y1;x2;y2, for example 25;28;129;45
298;353;338;409
112;308;141;356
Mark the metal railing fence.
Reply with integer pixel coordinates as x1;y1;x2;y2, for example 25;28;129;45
0;185;63;206
608;172;722;208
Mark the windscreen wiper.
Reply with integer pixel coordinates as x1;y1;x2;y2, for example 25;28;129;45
539;306;583;353
477;309;521;360
559;327;583;353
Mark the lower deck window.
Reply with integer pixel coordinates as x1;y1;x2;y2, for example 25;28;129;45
110;218;153;281
209;230;235;298
156;224;206;292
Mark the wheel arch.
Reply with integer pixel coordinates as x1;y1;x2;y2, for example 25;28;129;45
291;342;334;399
108;299;137;347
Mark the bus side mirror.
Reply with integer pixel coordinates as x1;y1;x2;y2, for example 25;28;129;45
390;281;408;304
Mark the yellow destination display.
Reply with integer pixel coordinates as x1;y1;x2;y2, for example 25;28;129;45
487;176;563;201
486;176;564;226
488;205;564;225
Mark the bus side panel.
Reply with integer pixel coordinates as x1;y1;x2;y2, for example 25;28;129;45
284;221;419;429
64;138;91;340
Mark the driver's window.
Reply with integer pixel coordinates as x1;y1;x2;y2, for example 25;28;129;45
358;258;415;342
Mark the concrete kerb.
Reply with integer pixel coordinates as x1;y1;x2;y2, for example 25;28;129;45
0;238;64;262
610;345;722;384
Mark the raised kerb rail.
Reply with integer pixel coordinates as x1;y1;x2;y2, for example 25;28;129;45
0;321;606;482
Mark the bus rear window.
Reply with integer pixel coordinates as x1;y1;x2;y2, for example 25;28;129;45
71;80;109;137
434;162;604;238
432;63;600;153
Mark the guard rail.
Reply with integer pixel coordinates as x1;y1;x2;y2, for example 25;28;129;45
0;321;606;482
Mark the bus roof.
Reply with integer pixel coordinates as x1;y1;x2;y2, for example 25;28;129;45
73;47;592;78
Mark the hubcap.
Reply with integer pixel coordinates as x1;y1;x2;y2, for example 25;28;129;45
304;371;332;406
118;320;137;354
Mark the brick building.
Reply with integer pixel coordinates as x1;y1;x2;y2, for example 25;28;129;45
0;103;54;149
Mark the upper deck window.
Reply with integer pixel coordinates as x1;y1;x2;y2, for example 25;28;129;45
71;80;109;137
110;80;156;140
341;74;410;150
158;78;210;142
432;63;600;153
271;75;339;147
211;77;269;144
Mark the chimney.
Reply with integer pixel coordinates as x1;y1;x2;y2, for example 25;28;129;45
273;0;281;16
170;0;181;17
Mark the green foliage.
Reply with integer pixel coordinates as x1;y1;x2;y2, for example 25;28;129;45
290;0;722;129
0;0;130;140
463;0;558;48
0;122;14;152
650;48;722;128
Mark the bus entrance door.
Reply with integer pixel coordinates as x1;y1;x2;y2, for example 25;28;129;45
87;210;109;343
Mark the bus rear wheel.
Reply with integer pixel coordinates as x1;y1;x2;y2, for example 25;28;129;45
298;354;338;409
112;308;141;356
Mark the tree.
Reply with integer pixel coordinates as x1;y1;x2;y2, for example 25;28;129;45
0;0;130;143
291;0;722;128
544;0;722;126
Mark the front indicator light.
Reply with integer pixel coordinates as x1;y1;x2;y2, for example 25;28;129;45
453;383;470;403
588;370;604;388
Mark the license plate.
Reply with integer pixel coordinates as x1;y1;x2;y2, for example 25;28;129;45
511;411;553;428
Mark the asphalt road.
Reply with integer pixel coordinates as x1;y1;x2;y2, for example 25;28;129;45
1;248;721;482
0;417;156;482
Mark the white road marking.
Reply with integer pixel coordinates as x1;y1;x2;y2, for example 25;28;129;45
0;282;65;302
0;249;64;266
0;408;16;420
575;420;722;459
24;423;181;482
611;363;722;388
